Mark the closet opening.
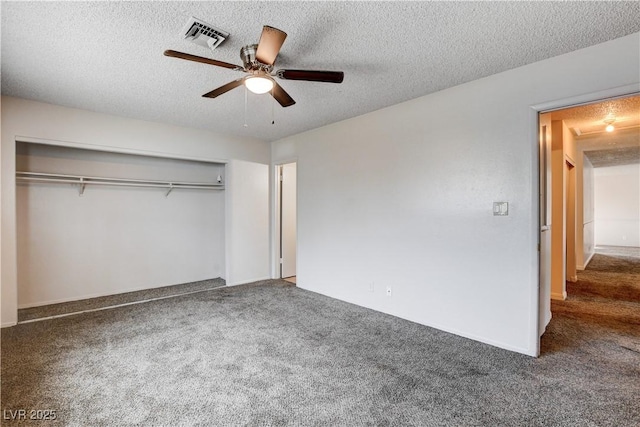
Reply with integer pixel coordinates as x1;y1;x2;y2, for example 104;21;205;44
15;141;226;314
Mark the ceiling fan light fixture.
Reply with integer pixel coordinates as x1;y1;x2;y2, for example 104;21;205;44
245;76;274;94
605;124;615;132
165;25;342;108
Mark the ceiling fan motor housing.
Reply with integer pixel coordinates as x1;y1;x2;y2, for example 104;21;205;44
240;44;273;73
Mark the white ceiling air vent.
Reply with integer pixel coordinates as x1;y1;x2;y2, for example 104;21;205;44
182;16;229;51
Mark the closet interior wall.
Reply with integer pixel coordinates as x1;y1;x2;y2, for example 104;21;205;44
16;142;226;308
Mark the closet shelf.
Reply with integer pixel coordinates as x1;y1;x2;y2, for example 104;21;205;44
16;171;224;197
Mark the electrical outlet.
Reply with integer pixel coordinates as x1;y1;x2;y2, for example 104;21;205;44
386;287;392;297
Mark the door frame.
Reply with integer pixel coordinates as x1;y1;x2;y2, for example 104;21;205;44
530;83;639;355
271;159;298;280
565;158;577;284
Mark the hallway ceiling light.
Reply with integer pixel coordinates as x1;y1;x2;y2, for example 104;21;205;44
604;115;616;132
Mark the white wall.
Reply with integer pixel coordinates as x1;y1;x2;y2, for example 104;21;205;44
594;164;640;247
16;143;225;307
581;155;596;267
271;33;640;356
2;97;269;326
224;160;270;286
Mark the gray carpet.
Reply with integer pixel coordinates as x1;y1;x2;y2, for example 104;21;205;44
2;264;639;425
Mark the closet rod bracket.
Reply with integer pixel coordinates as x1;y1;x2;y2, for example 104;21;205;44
79;178;86;197
165;183;174;198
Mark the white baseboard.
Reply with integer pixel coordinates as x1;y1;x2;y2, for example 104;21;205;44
578;251;595;270
2;321;17;328
226;276;271;287
297;285;536;356
551;291;567;301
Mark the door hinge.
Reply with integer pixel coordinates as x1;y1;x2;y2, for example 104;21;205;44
279;258;283;264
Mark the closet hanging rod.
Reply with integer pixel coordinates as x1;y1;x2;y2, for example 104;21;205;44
16;171;224;197
16;171;223;188
16;177;222;189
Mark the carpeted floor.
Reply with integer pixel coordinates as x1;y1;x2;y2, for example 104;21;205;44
1;250;639;426
549;246;640;333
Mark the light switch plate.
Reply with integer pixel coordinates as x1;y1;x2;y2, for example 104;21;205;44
493;202;509;216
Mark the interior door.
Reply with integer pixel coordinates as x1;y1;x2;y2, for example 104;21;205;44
538;116;552;335
280;163;297;278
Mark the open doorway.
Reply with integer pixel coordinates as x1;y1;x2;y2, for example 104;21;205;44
538;93;640;339
277;162;297;283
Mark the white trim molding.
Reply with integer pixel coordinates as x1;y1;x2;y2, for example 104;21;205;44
551;291;567;301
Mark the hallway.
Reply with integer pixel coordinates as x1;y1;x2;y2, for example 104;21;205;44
542;245;640;355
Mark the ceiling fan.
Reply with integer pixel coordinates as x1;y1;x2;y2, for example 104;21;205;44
164;25;344;107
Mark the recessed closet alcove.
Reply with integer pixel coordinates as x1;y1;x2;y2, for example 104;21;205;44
16;142;226;308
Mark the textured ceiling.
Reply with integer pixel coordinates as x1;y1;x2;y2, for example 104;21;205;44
2;1;640;142
549;95;640;167
584;146;640;168
549;96;640;137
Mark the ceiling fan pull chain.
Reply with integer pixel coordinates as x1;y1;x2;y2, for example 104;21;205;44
243;85;249;128
271;89;275;125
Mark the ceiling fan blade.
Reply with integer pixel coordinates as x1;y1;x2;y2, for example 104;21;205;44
255;26;287;66
271;82;296;107
164;50;243;71
276;69;344;83
202;78;245;98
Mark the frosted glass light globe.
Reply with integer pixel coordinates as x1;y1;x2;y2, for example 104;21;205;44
245;76;274;94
